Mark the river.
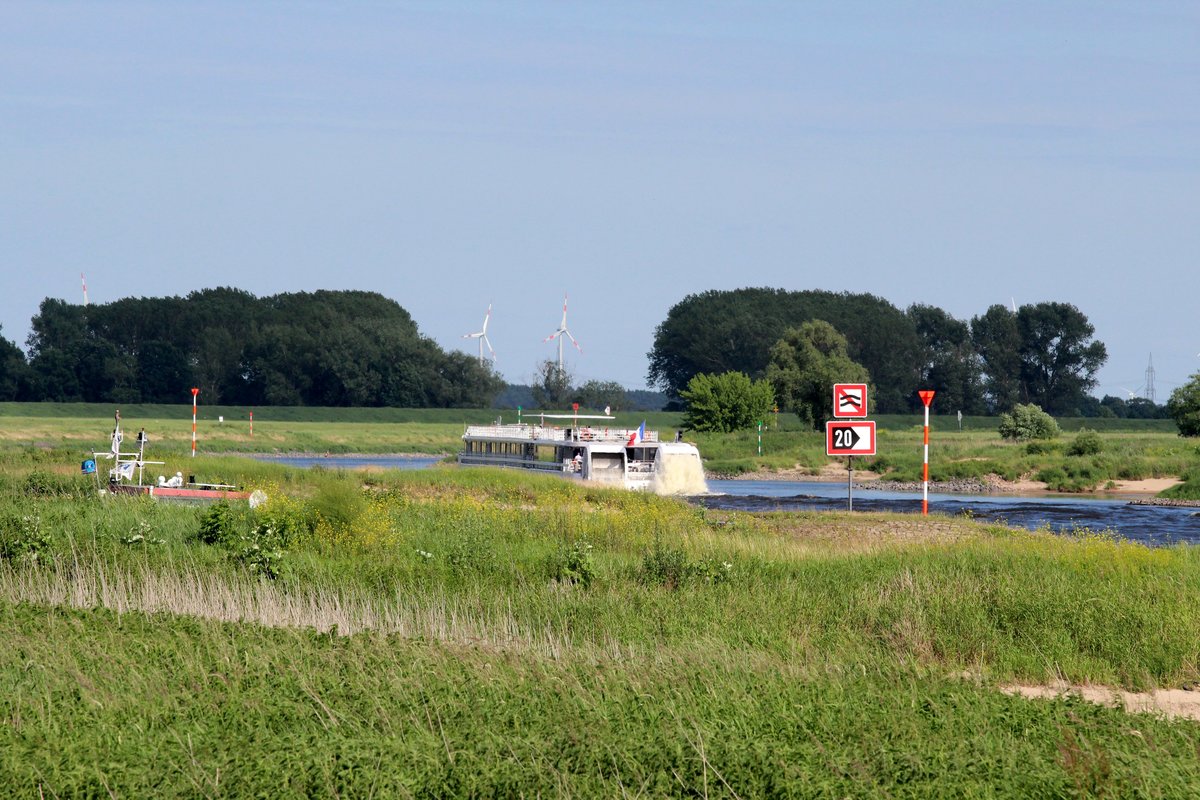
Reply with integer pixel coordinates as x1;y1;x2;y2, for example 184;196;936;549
252;456;1199;548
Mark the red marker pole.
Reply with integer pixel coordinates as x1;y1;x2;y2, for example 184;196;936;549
191;387;199;458
919;390;936;515
249;410;254;439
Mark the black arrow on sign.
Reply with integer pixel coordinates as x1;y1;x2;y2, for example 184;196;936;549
844;427;861;448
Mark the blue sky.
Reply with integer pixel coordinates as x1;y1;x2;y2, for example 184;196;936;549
2;2;1197;399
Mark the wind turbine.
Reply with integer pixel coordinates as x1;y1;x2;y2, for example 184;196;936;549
543;293;582;372
461;304;495;366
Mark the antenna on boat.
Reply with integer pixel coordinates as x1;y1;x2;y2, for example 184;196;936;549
542;292;582;372
462;304;496;365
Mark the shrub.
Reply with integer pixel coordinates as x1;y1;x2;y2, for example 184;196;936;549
22;470;76;498
639;537;733;590
197;502;240;546
0;512;50;563
548;540;595;588
1067;429;1103;456
681;371;775;433
998;404;1059;441
1167;374;1200;437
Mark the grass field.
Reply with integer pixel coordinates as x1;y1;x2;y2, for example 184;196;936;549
3;402;1195;496
2;430;1200;796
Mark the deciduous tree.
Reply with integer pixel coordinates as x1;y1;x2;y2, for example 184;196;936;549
766;321;870;430
681;371;774;433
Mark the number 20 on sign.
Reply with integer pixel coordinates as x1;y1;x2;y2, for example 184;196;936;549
826;421;877;456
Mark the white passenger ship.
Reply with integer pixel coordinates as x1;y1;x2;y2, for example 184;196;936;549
458;414;707;495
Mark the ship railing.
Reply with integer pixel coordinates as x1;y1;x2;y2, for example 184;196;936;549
458;452;565;472
463;424;659;444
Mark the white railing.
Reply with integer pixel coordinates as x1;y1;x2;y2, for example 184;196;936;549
463;424;659;444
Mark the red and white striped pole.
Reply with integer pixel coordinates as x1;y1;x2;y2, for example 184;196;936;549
249;410;254;439
191;387;199;458
919;390;935;515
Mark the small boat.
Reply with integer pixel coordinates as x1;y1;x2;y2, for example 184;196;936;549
83;410;254;503
458;413;707;495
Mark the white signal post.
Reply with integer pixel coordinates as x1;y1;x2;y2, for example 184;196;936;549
191;387;199;458
919;390;935;515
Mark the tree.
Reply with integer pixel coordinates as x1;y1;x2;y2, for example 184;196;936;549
21;289;505;407
573;380;628;412
531;360;573;408
1167;374;1200;437
1015;302;1107;415
907;304;985;414
647;288;922;412
971;305;1022;412
0;326;29;401
680;371;774;433
766;320;870;430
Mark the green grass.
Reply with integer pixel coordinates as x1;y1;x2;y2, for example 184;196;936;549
3;403;1193;492
5;602;1200;797
3;445;1200;794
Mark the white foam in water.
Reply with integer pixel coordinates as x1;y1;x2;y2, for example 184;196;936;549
653;451;709;496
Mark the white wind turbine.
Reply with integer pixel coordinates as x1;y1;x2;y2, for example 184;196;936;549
462;304;496;366
543;293;582;372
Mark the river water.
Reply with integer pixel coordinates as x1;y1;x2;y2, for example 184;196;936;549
701;480;1200;547
253;457;1199;548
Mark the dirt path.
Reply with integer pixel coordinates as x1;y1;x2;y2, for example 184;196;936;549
1003;683;1200;722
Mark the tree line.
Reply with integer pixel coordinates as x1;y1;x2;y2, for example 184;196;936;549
647;288;1135;418
0;285;1167;419
0;289;504;407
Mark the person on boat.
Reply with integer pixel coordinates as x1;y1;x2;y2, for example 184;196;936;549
110;409;123;456
572;451;583;472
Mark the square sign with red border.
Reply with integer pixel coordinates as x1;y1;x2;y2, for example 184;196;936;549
833;383;868;418
826;420;876;456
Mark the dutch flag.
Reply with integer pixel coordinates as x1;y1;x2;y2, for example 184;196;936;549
627;421;645;447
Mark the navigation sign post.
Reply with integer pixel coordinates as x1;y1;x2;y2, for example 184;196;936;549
919;390;936;515
190;387;199;458
833;383;868;418
830;384;873;510
826;421;877;456
827;420;877;511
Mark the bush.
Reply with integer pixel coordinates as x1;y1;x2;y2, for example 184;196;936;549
1167;374;1200;436
681;371;774;433
197;502;240;546
22;470;77;498
998;404;1060;441
1067;429;1103;456
548;539;595;588
0;511;50;563
638;537;733;590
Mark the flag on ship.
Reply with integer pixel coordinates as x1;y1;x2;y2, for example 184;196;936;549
627;421;645;447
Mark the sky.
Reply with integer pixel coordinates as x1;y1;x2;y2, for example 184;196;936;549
2;1;1197;399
